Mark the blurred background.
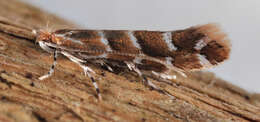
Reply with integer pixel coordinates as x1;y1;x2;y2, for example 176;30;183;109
22;0;260;93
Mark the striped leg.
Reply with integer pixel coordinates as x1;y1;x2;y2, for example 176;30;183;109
125;62;159;89
96;60;114;72
61;51;102;100
39;50;58;80
78;63;102;100
151;71;177;80
125;62;174;99
103;63;114;72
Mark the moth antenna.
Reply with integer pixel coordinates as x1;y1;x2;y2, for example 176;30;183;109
46;20;50;31
56;24;77;30
43;18;55;33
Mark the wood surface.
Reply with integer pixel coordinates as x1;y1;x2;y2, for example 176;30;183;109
0;0;259;121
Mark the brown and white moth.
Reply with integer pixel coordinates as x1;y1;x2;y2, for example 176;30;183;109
34;23;230;99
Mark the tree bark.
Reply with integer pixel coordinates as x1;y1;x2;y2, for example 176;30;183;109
0;0;259;121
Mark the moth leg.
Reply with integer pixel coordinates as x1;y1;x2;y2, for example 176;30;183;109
125;62;174;99
125;62;158;89
96;60;114;72
61;51;102;100
78;63;102;100
39;50;58;80
151;71;177;80
103;63;113;72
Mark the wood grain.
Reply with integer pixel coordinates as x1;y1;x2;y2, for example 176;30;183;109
0;0;259;121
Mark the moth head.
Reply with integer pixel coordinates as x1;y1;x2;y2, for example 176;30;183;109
34;29;57;52
34;30;52;43
34;29;64;45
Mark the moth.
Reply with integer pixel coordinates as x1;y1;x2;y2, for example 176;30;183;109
34;23;230;99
